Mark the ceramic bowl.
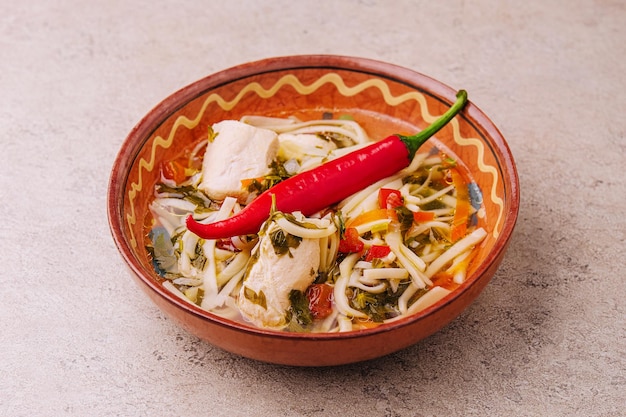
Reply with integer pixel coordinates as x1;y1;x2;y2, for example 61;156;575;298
108;55;519;366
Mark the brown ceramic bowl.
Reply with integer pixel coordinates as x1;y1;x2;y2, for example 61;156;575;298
108;55;519;366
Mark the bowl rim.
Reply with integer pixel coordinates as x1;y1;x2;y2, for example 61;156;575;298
107;54;520;341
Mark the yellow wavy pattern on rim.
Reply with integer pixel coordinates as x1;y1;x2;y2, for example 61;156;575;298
127;73;503;247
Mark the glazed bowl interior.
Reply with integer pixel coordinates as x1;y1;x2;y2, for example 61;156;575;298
108;55;519;366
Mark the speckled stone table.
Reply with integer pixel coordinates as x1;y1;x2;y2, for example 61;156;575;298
1;1;624;416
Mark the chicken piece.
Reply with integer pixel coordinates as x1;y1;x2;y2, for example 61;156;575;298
238;221;320;329
199;120;279;203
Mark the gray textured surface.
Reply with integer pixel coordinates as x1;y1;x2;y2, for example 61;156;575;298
1;1;624;416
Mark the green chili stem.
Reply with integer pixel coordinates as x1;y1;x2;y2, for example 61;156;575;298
398;90;468;160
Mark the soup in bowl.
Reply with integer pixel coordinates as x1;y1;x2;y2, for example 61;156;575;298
108;55;519;366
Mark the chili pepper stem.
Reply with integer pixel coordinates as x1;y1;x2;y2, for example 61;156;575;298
398;90;468;160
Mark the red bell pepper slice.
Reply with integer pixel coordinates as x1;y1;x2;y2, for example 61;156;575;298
378;188;403;209
364;245;391;262
338;227;364;253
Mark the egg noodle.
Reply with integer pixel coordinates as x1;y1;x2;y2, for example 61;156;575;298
147;115;486;332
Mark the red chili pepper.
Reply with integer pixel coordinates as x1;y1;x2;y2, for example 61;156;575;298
186;90;468;239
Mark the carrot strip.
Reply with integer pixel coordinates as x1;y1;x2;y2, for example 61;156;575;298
450;168;470;241
413;211;436;223
345;208;398;229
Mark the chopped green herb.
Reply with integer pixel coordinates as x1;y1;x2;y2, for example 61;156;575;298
155;183;216;210
402;173;429;185
245;178;265;194
288;290;313;327
269;228;301;256
279;212;324;230
350;282;410;322
243;286;267;309
421;199;447;211
395;206;414;232
190;244;207;270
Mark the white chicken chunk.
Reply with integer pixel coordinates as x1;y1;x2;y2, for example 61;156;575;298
238;221;320;329
199;120;279;203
